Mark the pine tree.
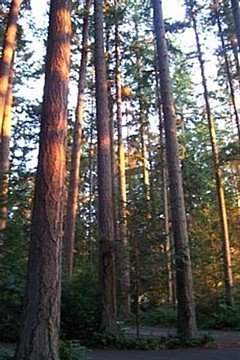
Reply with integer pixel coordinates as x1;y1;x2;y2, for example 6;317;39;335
114;0;130;318
152;0;198;339
64;0;91;279
0;0;22;231
188;1;234;306
15;0;71;357
94;0;117;332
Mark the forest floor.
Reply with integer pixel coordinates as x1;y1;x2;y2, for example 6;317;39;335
123;326;240;347
89;327;240;360
88;347;240;359
0;328;239;359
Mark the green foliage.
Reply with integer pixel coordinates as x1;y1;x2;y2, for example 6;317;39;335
60;340;88;360
61;269;100;340
0;341;89;360
0;217;29;342
84;331;213;350
197;304;240;330
0;347;15;360
140;307;177;327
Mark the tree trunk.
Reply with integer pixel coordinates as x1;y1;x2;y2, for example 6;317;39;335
94;0;117;332
15;0;71;358
156;75;174;304
140;120;151;205
0;0;21;134
105;11;118;243
64;0;91;279
0;57;13;231
230;0;240;52
190;7;233;306
214;1;240;143
0;0;21;232
134;18;151;212
87;116;95;260
115;0;130;318
152;0;197;339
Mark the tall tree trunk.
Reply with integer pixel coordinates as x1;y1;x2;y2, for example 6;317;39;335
64;0;91;279
155;74;174;304
214;1;240;143
0;0;21;134
114;0;130;318
105;10;118;243
140;120;151;205
152;0;197;339
0;58;13;231
15;0;71;358
134;18;151;212
190;7;233;306
87;117;94;260
0;0;21;232
230;0;240;52
94;0;117;332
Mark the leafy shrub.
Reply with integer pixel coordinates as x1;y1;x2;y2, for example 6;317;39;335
0;219;28;342
61;269;100;340
197;304;240;330
83;331;213;350
60;340;88;360
140;306;177;327
0;347;15;360
0;284;23;342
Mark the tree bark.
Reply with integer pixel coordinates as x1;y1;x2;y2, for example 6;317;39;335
140;120;151;205
155;73;174;304
15;0;71;358
94;0;117;332
64;0;91;279
0;57;13;231
0;0;21;135
190;7;233;306
115;0;130;318
105;11;118;244
152;0;197;339
87;120;94;260
0;0;21;232
214;1;240;143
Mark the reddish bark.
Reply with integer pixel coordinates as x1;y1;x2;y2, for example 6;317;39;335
94;0;117;332
0;0;21;134
15;0;71;358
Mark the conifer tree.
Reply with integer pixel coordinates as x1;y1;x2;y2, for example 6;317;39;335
0;0;22;231
64;0;91;279
114;0;131;318
187;0;234;306
152;0;198;339
94;0;117;332
15;0;71;357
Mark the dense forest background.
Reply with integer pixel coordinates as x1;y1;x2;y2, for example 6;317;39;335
0;0;239;358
